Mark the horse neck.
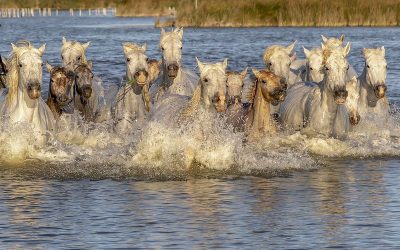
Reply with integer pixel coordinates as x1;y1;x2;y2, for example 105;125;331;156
358;67;379;107
320;77;340;113
47;83;62;116
250;81;272;132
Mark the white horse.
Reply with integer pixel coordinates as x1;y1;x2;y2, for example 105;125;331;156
302;47;324;83
279;43;352;138
151;58;228;125
150;27;198;102
61;37;107;122
321;34;358;81
357;47;389;121
114;43;151;133
61;37;91;72
0;41;54;133
263;41;297;88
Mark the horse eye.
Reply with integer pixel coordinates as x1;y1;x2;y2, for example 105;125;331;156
180;46;182;50
19;63;22;68
41;63;44;67
268;62;272;66
127;58;131;62
309;67;313;71
367;65;370;68
161;47;165;51
262;80;266;84
203;78;208;83
347;65;349;70
325;67;329;71
61;56;64;60
77;56;81;60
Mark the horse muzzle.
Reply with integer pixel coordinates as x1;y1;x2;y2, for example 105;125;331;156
167;63;179;79
334;89;348;105
349;112;361;126
270;88;287;106
374;84;387;99
82;86;92;99
213;92;227;113
134;70;149;86
27;82;41;99
227;95;242;107
57;95;71;106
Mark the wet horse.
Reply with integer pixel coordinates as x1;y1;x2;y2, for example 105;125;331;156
114;43;151;133
45;62;74;119
61;37;90;72
150;27;198;102
279;43;352;138
73;61;102;121
225;68;248;131
244;69;287;138
357;47;389;122
0;41;54;134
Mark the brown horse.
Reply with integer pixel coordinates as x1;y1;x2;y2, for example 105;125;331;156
245;69;287;138
46;62;74;119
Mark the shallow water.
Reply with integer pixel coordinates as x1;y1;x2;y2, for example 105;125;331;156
0;15;400;248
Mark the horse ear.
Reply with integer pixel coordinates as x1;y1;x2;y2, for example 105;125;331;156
252;68;260;78
240;67;248;79
160;28;165;36
321;42;326;51
177;27;183;38
321;35;328;43
286;40;297;54
38;43;46;56
141;43;147;52
82;41;91;50
196;57;204;72
221;58;228;71
303;46;311;59
45;61;53;73
381;46;385;56
11;43;17;52
339;34;345;42
344;42;351;56
62;37;67;45
86;60;93;70
290;52;297;62
122;43;131;55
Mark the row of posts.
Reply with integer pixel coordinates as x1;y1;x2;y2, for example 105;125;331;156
0;8;117;18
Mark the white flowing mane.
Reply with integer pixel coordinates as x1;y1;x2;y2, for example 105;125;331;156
5;41;37;105
61;39;88;64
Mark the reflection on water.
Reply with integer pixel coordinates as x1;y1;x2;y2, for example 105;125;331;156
0;15;400;248
1;160;399;248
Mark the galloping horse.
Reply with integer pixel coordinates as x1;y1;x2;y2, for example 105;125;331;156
114;43;151;133
279;43;352;138
46;62;74;119
0;41;54;133
150;27;198;102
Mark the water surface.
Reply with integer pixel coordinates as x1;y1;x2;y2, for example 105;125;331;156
0;15;400;248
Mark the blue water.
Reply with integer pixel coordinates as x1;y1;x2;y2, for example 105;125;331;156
0;15;400;248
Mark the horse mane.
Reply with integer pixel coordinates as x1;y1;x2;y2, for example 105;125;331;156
61;40;88;64
5;41;34;105
180;82;201;119
263;45;286;63
123;42;145;53
243;75;258;104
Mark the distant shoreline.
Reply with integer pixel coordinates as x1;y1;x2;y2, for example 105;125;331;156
2;0;400;28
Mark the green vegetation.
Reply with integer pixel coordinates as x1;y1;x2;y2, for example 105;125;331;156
1;0;400;27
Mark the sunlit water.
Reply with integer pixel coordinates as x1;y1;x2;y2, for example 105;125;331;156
0;15;400;248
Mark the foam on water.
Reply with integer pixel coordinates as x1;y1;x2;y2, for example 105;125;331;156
1;103;400;180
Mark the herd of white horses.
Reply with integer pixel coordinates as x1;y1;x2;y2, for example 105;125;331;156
0;28;389;144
